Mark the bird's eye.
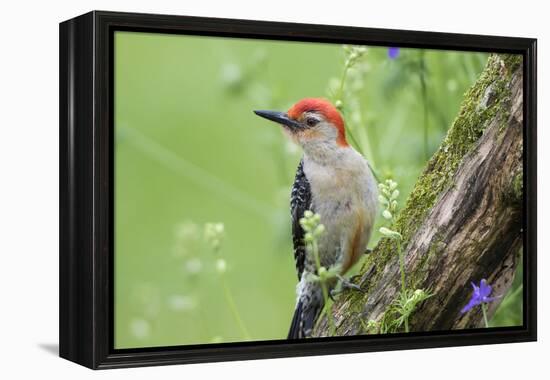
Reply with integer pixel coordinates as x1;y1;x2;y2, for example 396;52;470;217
305;117;318;127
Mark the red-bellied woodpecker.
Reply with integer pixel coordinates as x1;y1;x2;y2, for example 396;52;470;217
254;98;378;339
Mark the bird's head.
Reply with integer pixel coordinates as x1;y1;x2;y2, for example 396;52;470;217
254;98;348;154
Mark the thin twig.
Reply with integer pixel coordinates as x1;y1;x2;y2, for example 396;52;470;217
221;275;251;340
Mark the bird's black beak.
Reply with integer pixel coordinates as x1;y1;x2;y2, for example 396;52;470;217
254;110;301;130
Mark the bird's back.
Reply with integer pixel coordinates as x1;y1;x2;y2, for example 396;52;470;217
290;159;312;280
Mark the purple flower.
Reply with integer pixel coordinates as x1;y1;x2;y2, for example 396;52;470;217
461;279;499;314
388;47;400;59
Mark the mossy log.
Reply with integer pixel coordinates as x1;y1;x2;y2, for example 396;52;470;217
315;53;524;336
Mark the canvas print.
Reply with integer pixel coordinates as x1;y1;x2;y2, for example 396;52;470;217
114;31;524;348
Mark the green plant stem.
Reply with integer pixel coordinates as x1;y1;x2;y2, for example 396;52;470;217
337;64;349;100
337;64;349;102
347;127;363;156
221;274;251;340
368;163;381;183
336;63;364;156
481;303;490;328
500;284;523;309
508;283;524;301
311;239;335;336
360;129;376;168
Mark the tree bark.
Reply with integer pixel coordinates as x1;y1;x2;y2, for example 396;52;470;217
315;54;524;336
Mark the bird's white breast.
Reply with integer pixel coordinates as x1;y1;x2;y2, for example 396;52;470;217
303;148;378;272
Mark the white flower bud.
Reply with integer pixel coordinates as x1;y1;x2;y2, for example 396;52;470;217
379;227;402;240
315;224;326;235
391;190;400;200
355;47;367;55
305;272;319;283
204;222;225;251
383;210;393;220
412;289;428;302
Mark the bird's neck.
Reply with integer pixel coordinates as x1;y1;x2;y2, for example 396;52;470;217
302;140;352;167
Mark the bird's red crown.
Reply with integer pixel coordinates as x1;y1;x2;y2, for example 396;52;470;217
287;98;348;147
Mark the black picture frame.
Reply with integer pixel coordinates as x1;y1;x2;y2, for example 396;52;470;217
59;10;537;369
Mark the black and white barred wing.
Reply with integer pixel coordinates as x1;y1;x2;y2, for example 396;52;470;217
290;159;312;280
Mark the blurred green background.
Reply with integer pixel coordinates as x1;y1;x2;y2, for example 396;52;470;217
114;31;522;348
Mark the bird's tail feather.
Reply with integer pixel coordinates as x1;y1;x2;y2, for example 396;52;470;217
288;300;304;339
287;287;324;339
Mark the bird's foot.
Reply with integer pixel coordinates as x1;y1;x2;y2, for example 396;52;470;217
337;274;362;291
329;274;364;300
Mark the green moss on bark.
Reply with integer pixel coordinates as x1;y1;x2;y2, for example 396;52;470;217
393;54;518;246
377;54;518;258
333;54;522;335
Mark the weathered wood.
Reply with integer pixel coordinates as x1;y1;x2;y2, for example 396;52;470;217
315;54;524;336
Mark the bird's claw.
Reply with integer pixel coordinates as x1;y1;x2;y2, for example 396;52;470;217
337;274;362;289
329;275;364;300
